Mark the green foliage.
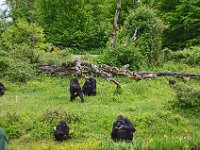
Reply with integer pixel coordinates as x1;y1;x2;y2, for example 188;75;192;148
34;0;109;50
151;0;200;50
109;0;140;27
173;82;200;108
5;0;36;22
100;6;164;69
0;19;9;35
168;46;200;66
1;18;49;51
35;49;72;65
120;6;164;65
0;110;84;140
0;48;72;82
0;48;37;82
98;45;146;70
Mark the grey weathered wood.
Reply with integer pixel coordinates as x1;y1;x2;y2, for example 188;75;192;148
39;62;200;88
110;0;121;49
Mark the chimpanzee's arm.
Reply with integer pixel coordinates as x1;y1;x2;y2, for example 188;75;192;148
111;122;118;140
120;118;136;132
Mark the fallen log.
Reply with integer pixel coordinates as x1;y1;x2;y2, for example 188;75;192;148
63;60;121;88
137;72;200;79
39;61;200;88
39;61;121;88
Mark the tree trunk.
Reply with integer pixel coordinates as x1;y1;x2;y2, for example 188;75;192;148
109;0;121;49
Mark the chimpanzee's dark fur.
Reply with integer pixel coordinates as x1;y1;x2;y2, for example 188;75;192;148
169;80;176;85
53;120;69;141
70;78;84;103
82;78;96;96
111;115;136;141
0;82;5;96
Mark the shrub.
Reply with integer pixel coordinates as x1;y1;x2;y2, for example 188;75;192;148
37;49;72;65
118;6;165;66
0;49;37;82
100;6;165;69
97;45;146;70
1;18;49;51
168;46;200;66
173;82;200;108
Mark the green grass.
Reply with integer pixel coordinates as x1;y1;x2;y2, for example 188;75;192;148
0;64;200;149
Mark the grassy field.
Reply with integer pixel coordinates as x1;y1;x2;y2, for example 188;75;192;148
0;63;200;150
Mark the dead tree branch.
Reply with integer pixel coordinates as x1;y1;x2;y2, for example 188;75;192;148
99;64;141;81
137;72;200;79
39;61;200;88
63;60;121;88
110;0;121;49
131;28;138;41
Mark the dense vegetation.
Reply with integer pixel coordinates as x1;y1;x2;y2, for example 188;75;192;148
0;0;200;149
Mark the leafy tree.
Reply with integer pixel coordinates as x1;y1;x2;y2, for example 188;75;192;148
1;18;49;51
109;0;140;26
119;6;164;65
5;0;36;22
100;6;164;70
145;0;200;50
34;0;110;50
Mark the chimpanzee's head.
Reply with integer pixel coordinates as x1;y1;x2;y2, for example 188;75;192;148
60;120;67;128
116;115;125;127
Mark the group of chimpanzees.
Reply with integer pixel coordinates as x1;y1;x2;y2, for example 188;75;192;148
70;78;96;103
2;78;180;143
53;78;137;142
53;115;136;142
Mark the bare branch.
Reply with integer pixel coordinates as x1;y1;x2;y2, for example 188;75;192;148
131;28;138;41
110;0;121;49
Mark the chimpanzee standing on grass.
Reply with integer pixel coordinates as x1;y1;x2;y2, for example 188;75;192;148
82;78;96;96
111;115;136;141
0;82;5;96
70;78;84;103
53;120;69;142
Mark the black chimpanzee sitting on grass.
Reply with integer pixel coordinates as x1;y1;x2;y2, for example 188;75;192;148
82;78;96;96
111;115;136;142
53;120;69;141
70;78;84;103
0;82;5;96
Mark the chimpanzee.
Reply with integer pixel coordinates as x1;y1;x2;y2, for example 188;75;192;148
0;82;5;96
53;120;69;141
82;78;96;96
111;115;136;141
70;78;84;103
169;80;176;85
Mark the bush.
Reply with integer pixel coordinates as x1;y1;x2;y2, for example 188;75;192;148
1;18;49;51
97;44;146;70
100;6;165;69
37;49;72;65
0;49;37;82
173;82;200;108
118;6;165;66
168;46;200;66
